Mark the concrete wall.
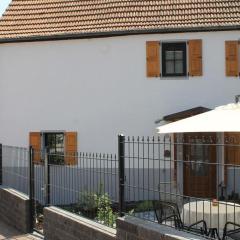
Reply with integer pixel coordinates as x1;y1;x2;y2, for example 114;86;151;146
44;207;116;240
0;31;240;153
0;187;31;233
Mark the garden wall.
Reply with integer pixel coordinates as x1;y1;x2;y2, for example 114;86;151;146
0;187;31;233
44;207;206;240
44;207;117;240
117;216;206;240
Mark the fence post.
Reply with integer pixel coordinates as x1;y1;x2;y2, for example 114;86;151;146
118;134;125;217
0;144;2;185
29;146;34;232
44;149;50;206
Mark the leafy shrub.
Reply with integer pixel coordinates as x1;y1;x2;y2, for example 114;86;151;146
96;193;118;227
78;191;98;212
78;184;118;227
135;200;153;212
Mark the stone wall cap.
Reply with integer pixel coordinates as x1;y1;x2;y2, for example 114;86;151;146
0;186;29;200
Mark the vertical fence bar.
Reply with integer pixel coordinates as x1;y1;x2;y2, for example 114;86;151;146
45;150;50;205
29;146;34;232
0;144;2;185
118;134;125;217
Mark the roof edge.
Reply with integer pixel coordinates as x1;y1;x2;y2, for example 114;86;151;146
0;25;240;44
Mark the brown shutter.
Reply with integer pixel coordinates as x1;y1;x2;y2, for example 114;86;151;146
65;132;78;165
225;41;239;77
29;132;41;163
188;39;202;76
146;41;160;77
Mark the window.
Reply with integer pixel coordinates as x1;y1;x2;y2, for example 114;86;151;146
44;132;64;165
162;42;187;77
146;40;202;78
29;131;78;165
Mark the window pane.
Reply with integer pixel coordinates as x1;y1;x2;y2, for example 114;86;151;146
162;42;186;77
166;61;175;74
45;133;64;165
175;51;183;60
175;60;183;74
165;51;174;60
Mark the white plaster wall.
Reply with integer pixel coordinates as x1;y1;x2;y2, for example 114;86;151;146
0;31;240;153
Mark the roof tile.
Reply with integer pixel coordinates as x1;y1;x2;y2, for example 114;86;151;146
0;0;239;40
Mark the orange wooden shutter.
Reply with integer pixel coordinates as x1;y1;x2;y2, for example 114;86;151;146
225;41;239;77
29;132;41;163
146;41;160;77
188;39;202;76
65;132;78;165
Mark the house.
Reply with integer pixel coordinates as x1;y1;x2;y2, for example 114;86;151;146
0;0;240;200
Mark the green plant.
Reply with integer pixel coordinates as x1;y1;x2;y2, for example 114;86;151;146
96;193;118;227
78;190;98;211
135;200;153;212
78;184;119;227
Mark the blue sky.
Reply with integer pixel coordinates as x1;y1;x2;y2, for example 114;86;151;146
0;0;11;16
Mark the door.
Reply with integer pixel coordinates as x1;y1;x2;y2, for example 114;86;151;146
183;133;216;198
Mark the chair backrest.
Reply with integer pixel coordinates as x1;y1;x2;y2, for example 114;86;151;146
152;200;181;226
224;222;240;240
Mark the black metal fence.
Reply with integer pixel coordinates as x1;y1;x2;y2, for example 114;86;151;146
123;135;240;239
1;134;240;239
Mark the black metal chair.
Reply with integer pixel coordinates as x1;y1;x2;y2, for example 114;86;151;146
222;222;240;240
152;200;208;236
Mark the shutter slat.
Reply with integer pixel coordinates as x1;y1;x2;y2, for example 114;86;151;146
29;132;41;163
146;41;160;77
65;132;78;165
188;39;202;76
225;41;239;77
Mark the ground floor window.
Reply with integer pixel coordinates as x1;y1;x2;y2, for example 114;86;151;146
44;132;64;165
29;131;78;165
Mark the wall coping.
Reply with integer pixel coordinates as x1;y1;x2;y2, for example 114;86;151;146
118;216;207;240
0;186;29;200
45;206;116;236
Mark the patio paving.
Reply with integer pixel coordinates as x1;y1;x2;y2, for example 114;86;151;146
0;221;43;240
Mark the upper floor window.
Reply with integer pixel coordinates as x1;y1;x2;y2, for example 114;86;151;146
146;40;202;78
162;42;187;77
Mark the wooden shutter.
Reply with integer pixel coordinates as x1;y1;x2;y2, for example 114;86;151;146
65;132;78;165
188;40;202;76
146;41;160;77
225;41;239;77
29;132;41;163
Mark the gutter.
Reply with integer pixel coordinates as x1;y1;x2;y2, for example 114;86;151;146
0;25;239;44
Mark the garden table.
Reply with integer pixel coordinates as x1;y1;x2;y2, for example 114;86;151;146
182;200;240;238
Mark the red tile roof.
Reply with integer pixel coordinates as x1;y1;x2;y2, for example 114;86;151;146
0;0;239;42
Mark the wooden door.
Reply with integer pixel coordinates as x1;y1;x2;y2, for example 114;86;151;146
224;132;240;185
184;133;217;198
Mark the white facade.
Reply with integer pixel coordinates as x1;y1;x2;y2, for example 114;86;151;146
0;30;240;153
